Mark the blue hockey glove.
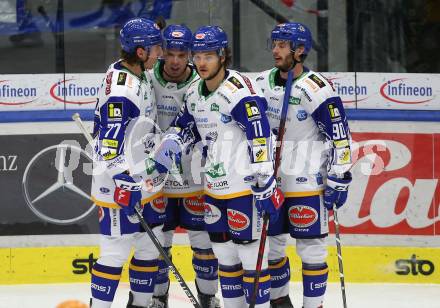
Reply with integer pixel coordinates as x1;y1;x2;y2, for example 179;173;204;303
251;176;284;222
113;173;142;216
153;135;183;173
323;172;352;210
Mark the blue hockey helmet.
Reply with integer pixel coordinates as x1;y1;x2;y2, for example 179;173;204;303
211;26;228;48
163;24;192;51
271;22;312;54
191;26;227;53
120;18;162;53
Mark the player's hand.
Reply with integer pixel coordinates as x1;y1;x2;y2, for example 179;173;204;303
323;172;352;210
251;176;284;222
113;173;142;216
153;135;182;173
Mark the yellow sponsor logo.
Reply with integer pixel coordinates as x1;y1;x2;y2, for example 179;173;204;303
253;138;266;145
334;139;349;148
102;139;118;148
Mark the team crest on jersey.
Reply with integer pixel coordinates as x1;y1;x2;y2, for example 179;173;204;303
245;100;261;120
308;74;325;88
227;76;244;89
117;72;127;85
107;102;123;120
210;103;219;111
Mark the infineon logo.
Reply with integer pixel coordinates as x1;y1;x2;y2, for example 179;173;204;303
380;78;433;104
50;79;98;105
0;80;37;106
328;76;369;104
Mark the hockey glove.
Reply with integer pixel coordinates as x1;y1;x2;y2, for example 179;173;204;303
323;171;352;210
153;135;182;174
113;173;142;216
251;176;284;222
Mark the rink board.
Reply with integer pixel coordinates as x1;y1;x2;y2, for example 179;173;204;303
1;245;439;285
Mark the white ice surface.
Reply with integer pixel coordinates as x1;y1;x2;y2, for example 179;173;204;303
0;282;439;308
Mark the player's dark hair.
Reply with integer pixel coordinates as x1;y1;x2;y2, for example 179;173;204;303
120;47;143;65
223;47;232;68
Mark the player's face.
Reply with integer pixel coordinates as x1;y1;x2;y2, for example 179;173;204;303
163;49;190;79
272;40;294;71
192;51;223;80
144;45;163;69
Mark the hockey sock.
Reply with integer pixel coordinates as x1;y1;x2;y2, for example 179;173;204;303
192;247;219;295
302;262;328;308
91;262;122;303
269;256;291;301
218;263;246;308
128;257;159;306
153;246;171;296
242;269;271;307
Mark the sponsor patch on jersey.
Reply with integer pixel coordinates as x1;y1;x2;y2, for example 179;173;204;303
256;76;265;81
211;103;219;111
151;197;166;214
336;147;352;165
308;74;326;88
107;102;123;120
145;158;156;175
334;139;349;148
328;103;341;121
245;100;261;120
289;205;318;228
206;180;229;190
117;72;127;85
99;187;110;194
183;196;205;216
227;76;244;89
296;110;308;121
296;177;308;184
105;71;113;95
101;147;117;160
253;146;268;162
252;138;266;146
204;203;221;224
241;74;256;94
221;114;232;123
206;162;227;179
227;209;250;232
190;102;196;111
102;139;118;148
289;96;301;105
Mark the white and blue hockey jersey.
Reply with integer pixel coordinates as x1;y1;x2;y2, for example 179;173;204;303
91;61;162;208
150;61;203;197
256;68;352;197
167;70;274;199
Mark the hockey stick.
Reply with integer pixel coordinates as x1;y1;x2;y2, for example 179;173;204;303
333;207;348;308
71;113;202;308
249;69;294;308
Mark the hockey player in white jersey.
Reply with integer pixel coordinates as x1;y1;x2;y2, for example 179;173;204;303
147;24;220;308
256;23;352;308
90;18;165;308
153;26;284;308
